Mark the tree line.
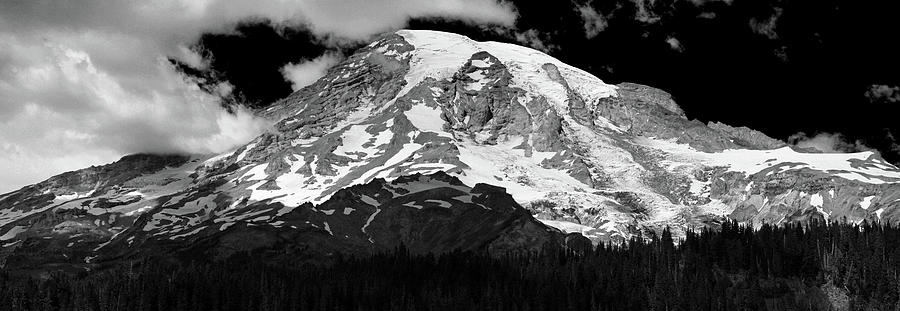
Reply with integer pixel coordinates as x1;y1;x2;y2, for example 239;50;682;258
3;221;900;310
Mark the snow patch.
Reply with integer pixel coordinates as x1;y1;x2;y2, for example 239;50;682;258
395;30;616;120
324;222;333;235
334;123;393;159
0;225;27;241
642;138;900;185
425;199;452;208
361;208;381;234
124;205;153;217
242;163;269;181
236;141;258;162
220;222;235;231
860;196;875;210
538;219;610;240
360;195;380;206
470;58;493;68
404;104;452;138
403;201;424;209
810;193;824;208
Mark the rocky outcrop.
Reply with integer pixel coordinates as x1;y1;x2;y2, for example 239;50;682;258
594;83;784;152
432;52;532;143
713;167;900;226
707;122;786;150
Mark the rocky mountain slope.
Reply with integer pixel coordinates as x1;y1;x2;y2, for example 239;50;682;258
2;168;582;271
2;30;900;270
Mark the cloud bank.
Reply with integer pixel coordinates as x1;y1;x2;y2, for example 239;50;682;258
0;0;517;193
788;132;875;154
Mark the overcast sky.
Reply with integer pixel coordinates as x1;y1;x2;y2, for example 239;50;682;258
0;0;516;193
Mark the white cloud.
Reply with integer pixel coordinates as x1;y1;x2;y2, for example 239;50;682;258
750;7;782;40
0;39;271;192
281;53;343;91
514;29;555;52
0;0;517;193
666;36;683;51
176;45;209;70
575;5;608;39
866;84;900;103
633;0;661;24
887;131;900;155
292;0;517;40
788;132;874;154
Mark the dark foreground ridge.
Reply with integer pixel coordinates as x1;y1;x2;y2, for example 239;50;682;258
1;170;587;272
3;221;900;311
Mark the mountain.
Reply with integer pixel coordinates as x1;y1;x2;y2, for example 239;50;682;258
2;30;900;271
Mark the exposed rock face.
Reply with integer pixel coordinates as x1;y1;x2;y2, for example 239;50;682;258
3;30;900;270
707;122;786;150
714;166;900;226
595;83;785;152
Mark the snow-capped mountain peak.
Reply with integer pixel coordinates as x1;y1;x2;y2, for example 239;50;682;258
3;30;900;270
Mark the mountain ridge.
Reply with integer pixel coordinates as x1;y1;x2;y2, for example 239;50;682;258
2;29;900;271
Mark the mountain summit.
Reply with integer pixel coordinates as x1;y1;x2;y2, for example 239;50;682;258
2;30;900;270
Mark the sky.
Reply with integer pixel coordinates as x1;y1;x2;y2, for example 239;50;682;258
187;0;900;162
1;0;899;193
0;0;516;193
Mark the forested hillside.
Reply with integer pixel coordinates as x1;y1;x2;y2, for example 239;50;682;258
3;221;900;310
